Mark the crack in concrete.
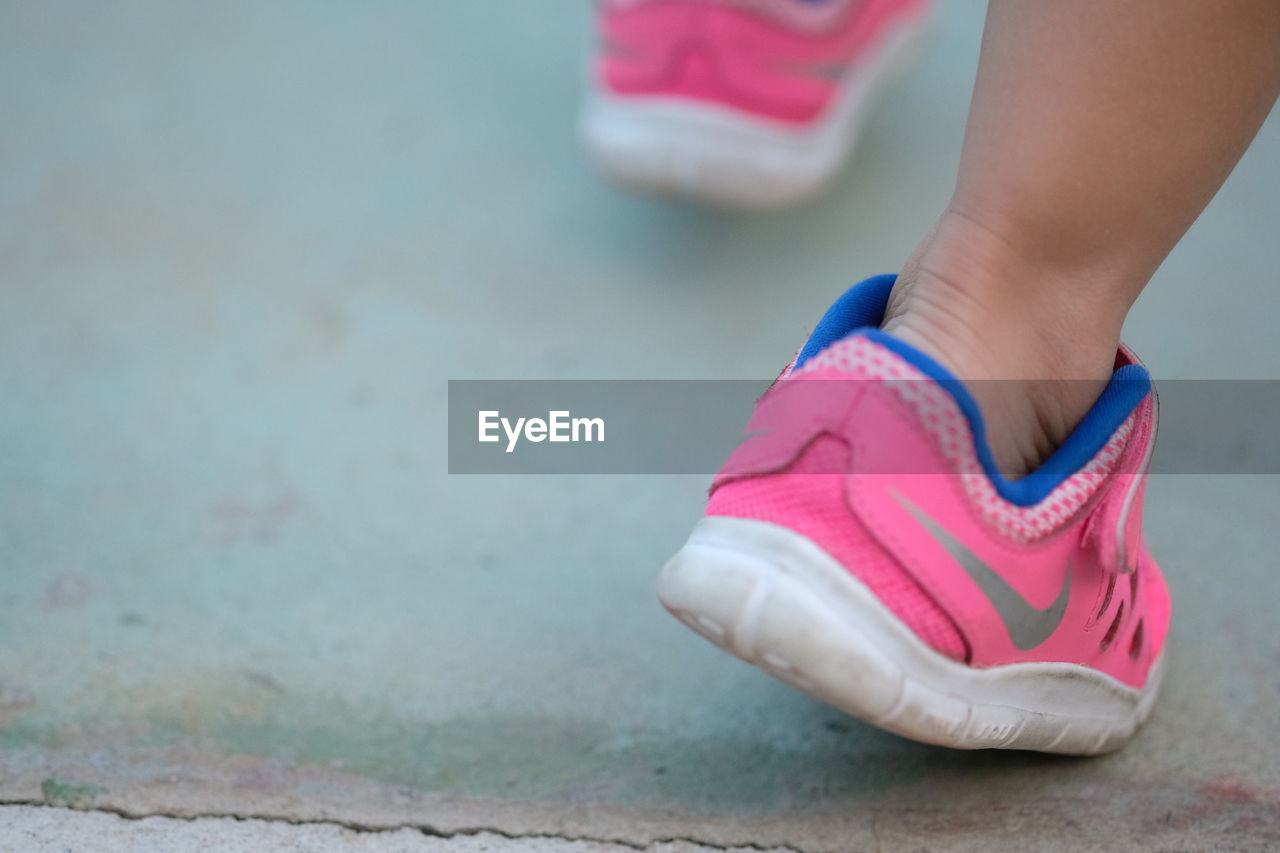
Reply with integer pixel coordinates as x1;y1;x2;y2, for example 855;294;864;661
0;800;805;853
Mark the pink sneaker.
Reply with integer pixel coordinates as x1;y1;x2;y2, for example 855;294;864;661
582;0;930;209
657;275;1171;753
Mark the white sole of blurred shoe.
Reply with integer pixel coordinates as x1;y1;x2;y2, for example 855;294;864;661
580;11;929;211
658;517;1166;754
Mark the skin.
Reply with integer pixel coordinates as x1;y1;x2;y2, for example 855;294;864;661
882;0;1280;476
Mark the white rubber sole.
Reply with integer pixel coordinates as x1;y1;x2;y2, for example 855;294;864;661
657;517;1166;754
580;12;929;210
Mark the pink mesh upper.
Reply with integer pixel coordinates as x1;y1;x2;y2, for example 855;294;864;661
707;435;970;661
705;334;1159;669
794;335;1136;542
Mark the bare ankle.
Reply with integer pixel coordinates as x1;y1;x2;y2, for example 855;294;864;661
883;210;1134;477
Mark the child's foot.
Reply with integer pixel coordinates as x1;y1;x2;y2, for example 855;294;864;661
658;274;1170;754
581;0;931;210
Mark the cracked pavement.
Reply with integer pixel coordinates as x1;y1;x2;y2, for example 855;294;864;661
0;806;784;853
1;1;1278;851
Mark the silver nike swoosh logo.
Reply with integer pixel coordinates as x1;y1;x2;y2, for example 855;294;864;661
892;492;1072;651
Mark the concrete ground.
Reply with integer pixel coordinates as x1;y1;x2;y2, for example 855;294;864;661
0;806;762;853
1;2;1278;851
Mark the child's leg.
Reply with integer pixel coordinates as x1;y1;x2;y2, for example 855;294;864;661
884;0;1280;475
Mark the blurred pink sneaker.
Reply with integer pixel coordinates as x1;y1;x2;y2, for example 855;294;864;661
582;0;930;209
658;275;1171;753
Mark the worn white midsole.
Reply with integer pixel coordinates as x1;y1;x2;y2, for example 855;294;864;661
658;517;1166;754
